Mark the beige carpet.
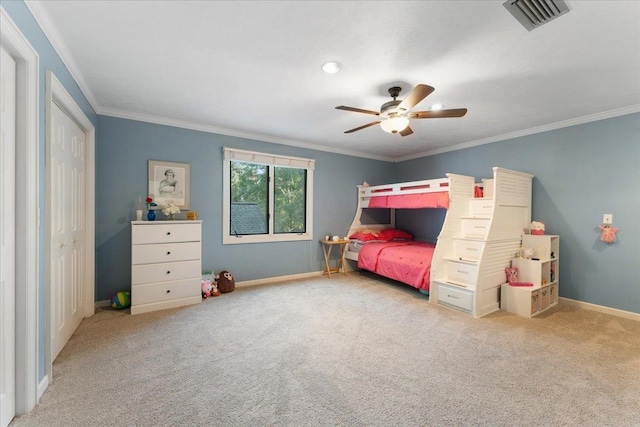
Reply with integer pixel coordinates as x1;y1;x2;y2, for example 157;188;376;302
11;273;640;426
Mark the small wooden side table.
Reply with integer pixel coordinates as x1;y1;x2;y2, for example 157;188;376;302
320;239;349;278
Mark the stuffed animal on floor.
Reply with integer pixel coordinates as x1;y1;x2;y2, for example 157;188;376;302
217;270;235;293
201;279;213;298
211;281;221;297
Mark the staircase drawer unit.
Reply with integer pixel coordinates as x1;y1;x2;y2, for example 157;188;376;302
445;260;478;286
437;283;474;313
468;199;494;217
461;217;490;238
454;239;484;262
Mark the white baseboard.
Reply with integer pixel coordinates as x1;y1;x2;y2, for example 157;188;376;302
236;271;323;288
37;374;49;401
560;297;640;322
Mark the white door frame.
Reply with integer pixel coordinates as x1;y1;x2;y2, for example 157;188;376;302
45;70;95;381
0;6;39;415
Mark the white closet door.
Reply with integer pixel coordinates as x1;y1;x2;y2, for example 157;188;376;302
0;45;17;427
50;102;86;361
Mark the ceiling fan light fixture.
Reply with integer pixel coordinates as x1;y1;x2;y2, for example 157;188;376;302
430;104;444;111
321;61;342;74
380;116;410;134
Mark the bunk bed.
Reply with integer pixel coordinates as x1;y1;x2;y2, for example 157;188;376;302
345;173;476;294
345;168;533;318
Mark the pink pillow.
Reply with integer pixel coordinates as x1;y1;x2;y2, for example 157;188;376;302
379;228;413;241
348;230;384;242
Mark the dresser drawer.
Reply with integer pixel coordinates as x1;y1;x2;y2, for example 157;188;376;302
455;239;484;262
438;284;473;312
132;260;201;285
132;242;201;265
461;218;490;238
132;278;200;305
445;261;477;286
132;223;202;244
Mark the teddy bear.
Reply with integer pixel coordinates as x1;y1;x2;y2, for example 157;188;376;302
217;270;235;293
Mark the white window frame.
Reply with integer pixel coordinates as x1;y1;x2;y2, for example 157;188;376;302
223;147;314;244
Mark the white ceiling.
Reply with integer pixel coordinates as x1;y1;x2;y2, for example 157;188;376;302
27;1;640;161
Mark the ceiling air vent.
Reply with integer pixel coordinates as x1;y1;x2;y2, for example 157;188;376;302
503;0;570;31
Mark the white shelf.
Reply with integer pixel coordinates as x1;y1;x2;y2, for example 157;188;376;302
501;235;559;318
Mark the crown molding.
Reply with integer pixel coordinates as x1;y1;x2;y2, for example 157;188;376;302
99;107;393;162
24;0;100;113
394;104;640;163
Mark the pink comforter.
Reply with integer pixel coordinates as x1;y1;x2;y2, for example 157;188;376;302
358;241;436;291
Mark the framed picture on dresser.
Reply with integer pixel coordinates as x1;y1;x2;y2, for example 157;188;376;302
148;160;190;209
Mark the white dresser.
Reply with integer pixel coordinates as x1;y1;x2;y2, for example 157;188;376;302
130;220;202;315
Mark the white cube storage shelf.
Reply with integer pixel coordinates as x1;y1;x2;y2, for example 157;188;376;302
130;220;203;315
501;235;559;318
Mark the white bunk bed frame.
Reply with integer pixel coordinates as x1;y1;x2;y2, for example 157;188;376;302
345;167;533;318
345;173;475;261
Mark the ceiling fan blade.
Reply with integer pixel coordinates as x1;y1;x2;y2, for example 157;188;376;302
335;106;380;116
344;121;381;133
410;108;468;119
399;126;414;137
397;84;434;111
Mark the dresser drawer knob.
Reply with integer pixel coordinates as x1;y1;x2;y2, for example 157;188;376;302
166;271;171;275
166;251;171;255
166;232;171;236
166;289;171;294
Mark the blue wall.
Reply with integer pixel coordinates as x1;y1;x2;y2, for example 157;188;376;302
96;116;394;300
2;1;97;382
395;113;640;314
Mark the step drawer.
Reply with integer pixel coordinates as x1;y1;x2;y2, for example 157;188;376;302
132;260;201;285
454;239;484;262
445;261;478;285
132;278;200;306
132;242;201;265
468;199;494;217
132;223;201;244
438;284;473;312
461;218;490;238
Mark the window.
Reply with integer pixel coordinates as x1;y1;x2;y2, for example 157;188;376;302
223;147;314;244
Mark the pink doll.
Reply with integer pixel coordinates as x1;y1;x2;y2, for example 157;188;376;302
599;225;618;244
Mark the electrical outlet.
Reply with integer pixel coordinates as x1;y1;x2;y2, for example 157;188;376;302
603;214;613;225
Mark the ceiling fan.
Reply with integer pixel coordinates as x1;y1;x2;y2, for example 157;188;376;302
335;84;467;136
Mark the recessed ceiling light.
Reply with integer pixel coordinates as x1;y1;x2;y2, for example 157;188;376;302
321;61;342;74
431;104;444;111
